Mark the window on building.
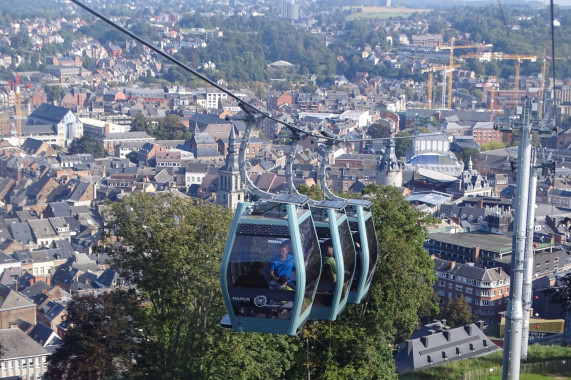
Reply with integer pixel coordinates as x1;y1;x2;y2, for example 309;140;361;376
466;287;473;294
481;290;490;296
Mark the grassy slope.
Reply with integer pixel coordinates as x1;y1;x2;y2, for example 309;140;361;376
398;345;571;380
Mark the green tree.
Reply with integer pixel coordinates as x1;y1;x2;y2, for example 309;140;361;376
360;185;438;343
455;147;480;167
480;140;505;151
367;121;391;139
551;272;571;312
297;184;324;201
67;136;106;158
395;131;413;158
405;86;414;101
44;85;64;105
437;295;475;328
45;290;147;379
130;113;153;135
105;193;233;378
126;150;139;165
154;113;191;140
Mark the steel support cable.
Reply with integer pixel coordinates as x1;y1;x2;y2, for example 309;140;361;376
70;0;342;144
70;0;455;146
550;0;557;128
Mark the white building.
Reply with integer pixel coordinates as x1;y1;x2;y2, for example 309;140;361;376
206;88;227;110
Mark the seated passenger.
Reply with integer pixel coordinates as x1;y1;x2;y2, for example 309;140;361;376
269;241;295;289
321;245;337;283
276;274;294;291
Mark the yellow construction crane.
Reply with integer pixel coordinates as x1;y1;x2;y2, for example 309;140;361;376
436;38;493;109
421;64;461;109
461;52;538;104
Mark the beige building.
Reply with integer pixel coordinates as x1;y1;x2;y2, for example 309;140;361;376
0;329;49;379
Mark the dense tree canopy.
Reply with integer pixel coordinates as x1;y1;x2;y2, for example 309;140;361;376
67;135;106;158
131;113;191;140
437;295;476;328
104;193;234;378
297;183;324;201
45;290;147;379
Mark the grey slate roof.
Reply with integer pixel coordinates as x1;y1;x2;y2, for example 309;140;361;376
45;202;72;217
0;328;49;359
28;103;71;124
28;322;62;348
9;222;35;245
433;258;510;282
0;250;18;266
95;268;118;288
39;301;66;322
20;280;52;305
394;321;499;373
0;283;35;310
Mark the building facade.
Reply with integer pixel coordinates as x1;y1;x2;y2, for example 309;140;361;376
433;257;510;324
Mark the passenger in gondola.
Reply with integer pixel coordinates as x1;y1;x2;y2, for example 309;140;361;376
269;241;294;289
322;244;337;283
276;274;294;291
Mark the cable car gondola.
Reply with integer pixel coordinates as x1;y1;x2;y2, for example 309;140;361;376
345;199;378;304
317;142;379;304
220;194;322;335
308;200;356;321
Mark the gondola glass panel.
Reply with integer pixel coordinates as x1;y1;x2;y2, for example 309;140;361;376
220;198;321;335
309;201;356;321
347;201;378;304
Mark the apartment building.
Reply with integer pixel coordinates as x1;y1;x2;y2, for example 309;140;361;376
433;257;510;324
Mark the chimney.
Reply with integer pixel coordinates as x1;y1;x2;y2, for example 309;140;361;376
450;261;456;269
406;340;413;355
443;330;451;341
476;320;484;330
464;325;473;336
441;319;447;328
472;247;481;267
420;336;429;347
105;123;110;134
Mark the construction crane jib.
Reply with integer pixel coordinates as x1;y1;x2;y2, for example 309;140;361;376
435;38;493;109
421;64;461;109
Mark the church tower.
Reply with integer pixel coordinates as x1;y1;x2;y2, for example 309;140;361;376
377;130;403;188
216;125;244;210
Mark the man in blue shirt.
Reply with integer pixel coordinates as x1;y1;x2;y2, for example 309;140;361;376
269;241;294;288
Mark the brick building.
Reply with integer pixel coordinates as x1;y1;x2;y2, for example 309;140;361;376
433;257;510;324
